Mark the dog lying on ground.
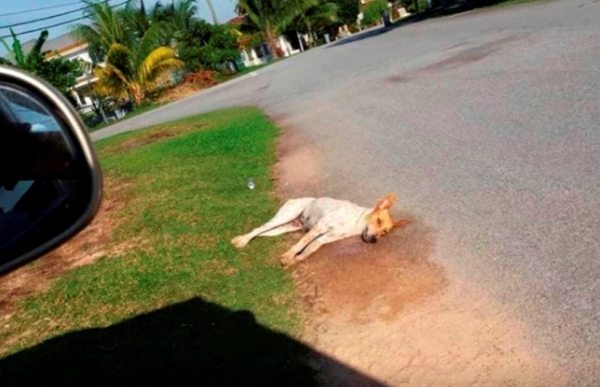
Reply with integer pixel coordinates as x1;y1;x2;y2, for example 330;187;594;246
231;194;410;267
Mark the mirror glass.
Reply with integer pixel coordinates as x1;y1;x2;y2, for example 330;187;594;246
0;81;94;270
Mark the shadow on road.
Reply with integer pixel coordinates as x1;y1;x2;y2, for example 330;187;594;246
328;16;425;48
0;297;381;385
328;0;535;48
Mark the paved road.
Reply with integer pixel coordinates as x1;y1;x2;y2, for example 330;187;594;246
94;0;599;382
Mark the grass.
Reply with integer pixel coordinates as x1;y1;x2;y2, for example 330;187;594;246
0;107;314;384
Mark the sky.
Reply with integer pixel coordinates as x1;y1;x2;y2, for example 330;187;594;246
0;0;238;51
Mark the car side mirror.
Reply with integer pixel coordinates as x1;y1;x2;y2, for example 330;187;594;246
0;66;102;275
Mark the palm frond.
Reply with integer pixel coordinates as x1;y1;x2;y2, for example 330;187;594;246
10;29;25;66
237;0;310;36
141;57;183;91
137;46;182;86
94;64;131;100
0;36;14;64
105;43;130;65
72;24;103;62
135;22;170;67
25;30;49;68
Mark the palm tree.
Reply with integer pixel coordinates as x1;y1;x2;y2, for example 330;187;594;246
293;0;339;47
94;26;183;104
74;2;132;64
0;29;49;68
122;0;197;49
162;0;198;34
74;2;183;105
236;0;310;58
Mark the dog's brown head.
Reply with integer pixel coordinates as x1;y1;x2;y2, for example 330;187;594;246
362;194;410;244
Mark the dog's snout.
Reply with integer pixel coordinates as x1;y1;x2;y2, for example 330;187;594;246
361;230;378;244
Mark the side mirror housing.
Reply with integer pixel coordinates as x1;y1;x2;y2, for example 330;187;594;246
0;66;102;275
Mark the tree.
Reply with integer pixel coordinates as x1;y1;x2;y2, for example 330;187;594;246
0;29;83;97
36;56;84;96
122;0;197;46
160;0;198;39
236;0;309;58
93;30;183;104
328;0;359;26
362;0;389;26
74;2;183;105
178;21;239;72
292;0;339;47
74;2;132;64
0;29;47;70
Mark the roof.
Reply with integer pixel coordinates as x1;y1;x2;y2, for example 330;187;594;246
21;32;83;56
227;15;246;25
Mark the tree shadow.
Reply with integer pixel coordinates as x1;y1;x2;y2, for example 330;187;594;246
328;0;532;48
0;298;381;386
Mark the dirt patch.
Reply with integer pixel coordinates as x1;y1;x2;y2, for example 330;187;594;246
294;220;446;322
275;121;565;384
275;115;325;198
420;34;528;73
385;75;412;83
0;179;138;316
103;123;203;155
154;70;218;105
385;33;530;83
291;222;563;385
121;130;182;150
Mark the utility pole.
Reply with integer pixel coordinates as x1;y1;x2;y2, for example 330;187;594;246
205;0;219;24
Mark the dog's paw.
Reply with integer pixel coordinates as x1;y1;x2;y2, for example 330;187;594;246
231;235;249;249
280;253;296;268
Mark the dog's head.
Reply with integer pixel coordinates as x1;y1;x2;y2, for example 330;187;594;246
362;193;410;244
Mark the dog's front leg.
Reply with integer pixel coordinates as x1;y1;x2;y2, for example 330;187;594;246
280;229;325;267
291;233;344;265
281;230;341;267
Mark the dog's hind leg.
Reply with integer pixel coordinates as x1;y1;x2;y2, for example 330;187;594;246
258;222;303;236
231;198;314;248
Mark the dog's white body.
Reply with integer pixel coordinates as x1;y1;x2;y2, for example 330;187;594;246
299;197;371;235
232;195;406;267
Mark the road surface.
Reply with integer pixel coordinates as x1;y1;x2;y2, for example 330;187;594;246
94;0;599;383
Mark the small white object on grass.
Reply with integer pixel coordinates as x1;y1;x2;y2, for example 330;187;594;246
247;178;255;190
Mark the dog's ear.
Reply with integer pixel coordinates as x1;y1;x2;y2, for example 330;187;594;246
393;218;411;229
375;193;397;210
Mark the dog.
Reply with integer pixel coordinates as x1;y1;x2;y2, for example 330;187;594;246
231;193;410;267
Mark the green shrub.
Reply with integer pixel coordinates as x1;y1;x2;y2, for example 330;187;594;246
405;0;429;12
178;20;239;72
362;0;390;25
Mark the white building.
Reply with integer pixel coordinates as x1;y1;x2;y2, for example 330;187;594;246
22;33;99;114
227;16;303;68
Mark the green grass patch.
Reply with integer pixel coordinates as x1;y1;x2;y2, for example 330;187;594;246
0;107;314;384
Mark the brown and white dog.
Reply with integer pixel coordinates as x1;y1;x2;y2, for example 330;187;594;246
231;194;410;267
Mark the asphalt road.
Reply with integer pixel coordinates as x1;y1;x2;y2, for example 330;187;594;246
94;0;599;382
